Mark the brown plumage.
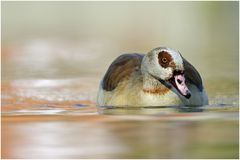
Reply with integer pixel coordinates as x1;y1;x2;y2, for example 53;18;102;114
102;53;144;91
102;53;203;93
158;51;176;69
142;86;170;94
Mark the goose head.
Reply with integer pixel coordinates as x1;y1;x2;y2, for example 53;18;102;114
141;47;191;99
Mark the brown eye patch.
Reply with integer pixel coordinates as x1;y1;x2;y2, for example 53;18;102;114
158;51;174;68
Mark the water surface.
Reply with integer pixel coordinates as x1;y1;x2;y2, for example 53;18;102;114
2;78;239;159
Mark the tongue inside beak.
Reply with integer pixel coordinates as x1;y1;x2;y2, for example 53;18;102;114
170;74;191;99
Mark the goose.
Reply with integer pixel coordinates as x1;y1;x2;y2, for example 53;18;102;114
97;47;208;107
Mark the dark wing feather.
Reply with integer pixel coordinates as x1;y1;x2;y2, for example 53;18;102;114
183;58;203;91
102;53;144;91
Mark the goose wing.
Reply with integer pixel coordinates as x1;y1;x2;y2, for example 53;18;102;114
102;53;144;91
183;58;203;91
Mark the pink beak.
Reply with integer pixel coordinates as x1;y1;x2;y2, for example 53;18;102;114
169;74;191;99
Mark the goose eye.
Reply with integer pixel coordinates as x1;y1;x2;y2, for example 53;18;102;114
162;58;168;63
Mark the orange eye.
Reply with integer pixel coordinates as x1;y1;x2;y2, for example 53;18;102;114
162;58;168;63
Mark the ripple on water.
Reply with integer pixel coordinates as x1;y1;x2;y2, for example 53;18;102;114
1;78;239;119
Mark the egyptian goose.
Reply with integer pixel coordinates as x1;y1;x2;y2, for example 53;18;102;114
97;47;208;107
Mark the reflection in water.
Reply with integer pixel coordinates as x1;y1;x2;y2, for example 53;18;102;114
2;114;238;159
3;121;127;158
98;105;205;115
177;106;205;112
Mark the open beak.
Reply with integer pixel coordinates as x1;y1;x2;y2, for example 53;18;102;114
168;72;191;99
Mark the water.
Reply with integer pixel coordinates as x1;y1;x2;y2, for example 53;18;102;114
2;1;239;159
2;78;239;159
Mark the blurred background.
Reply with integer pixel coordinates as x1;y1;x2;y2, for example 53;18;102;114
2;1;239;83
2;1;239;159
